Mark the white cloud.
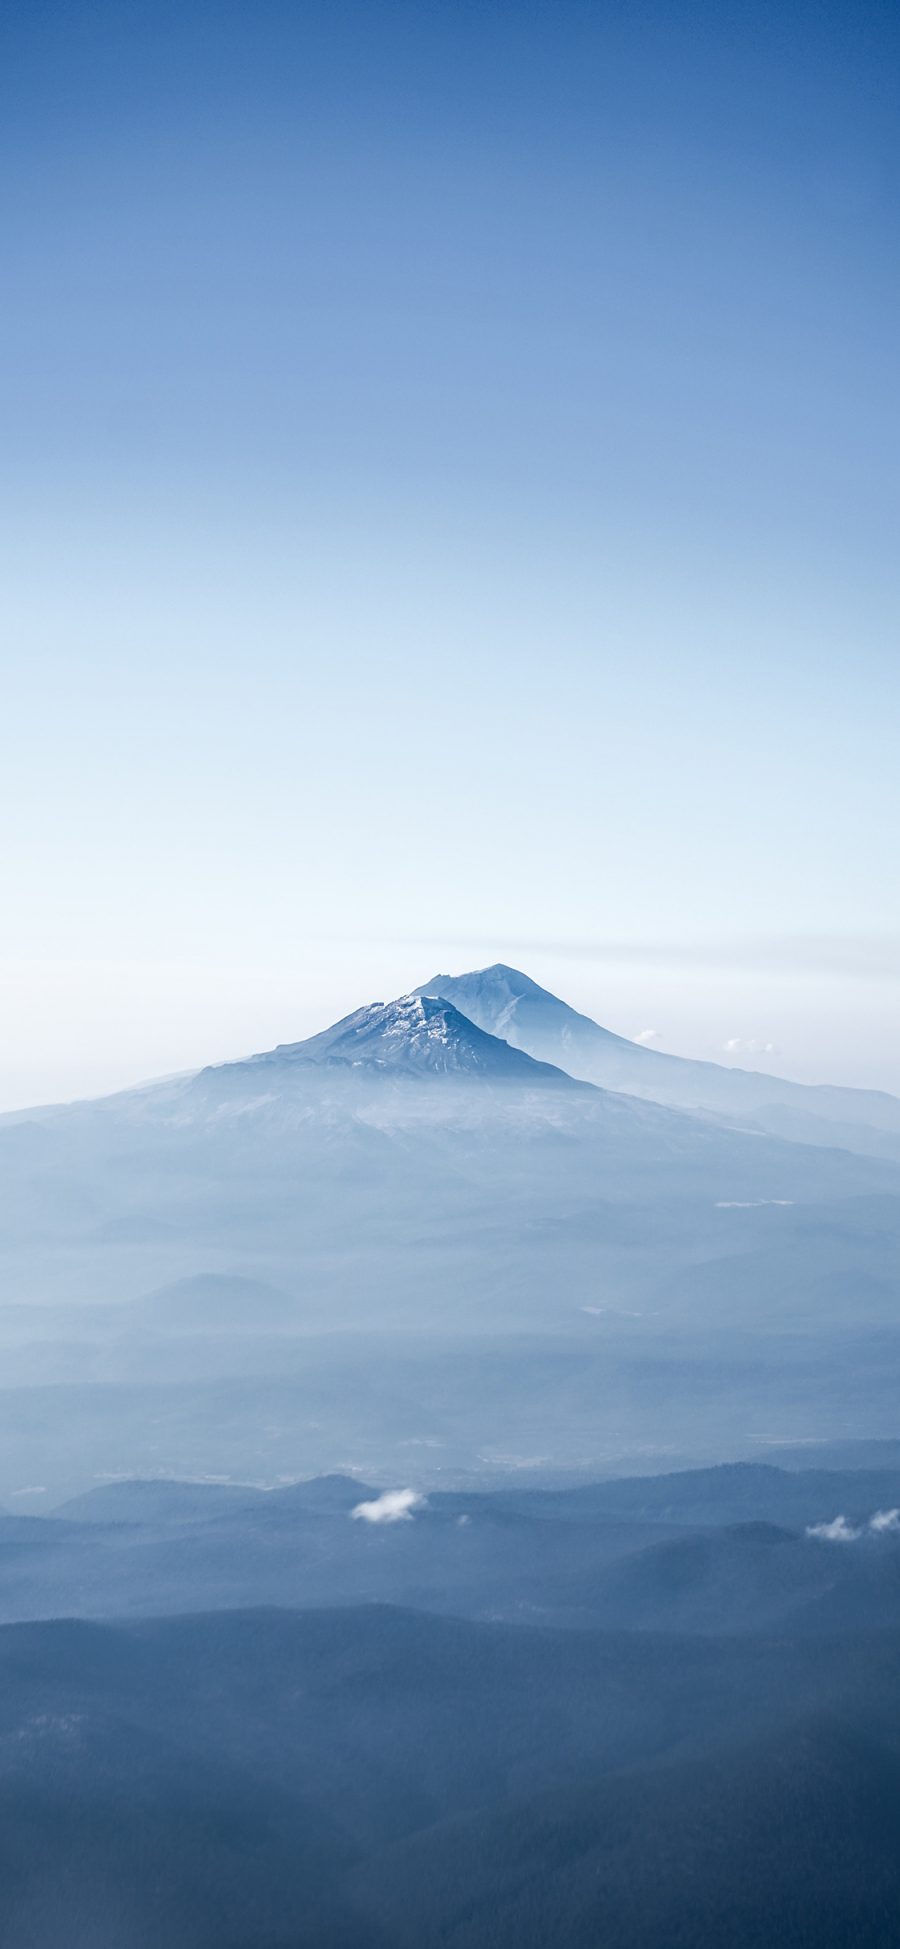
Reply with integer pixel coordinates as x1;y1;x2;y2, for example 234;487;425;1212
635;1028;660;1045
350;1488;426;1525
715;1199;794;1208
723;1036;776;1055
806;1514;861;1543
808;1508;900;1543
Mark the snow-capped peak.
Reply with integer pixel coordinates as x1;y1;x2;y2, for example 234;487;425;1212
255;992;582;1084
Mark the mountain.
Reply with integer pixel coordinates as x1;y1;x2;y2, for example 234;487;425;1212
1;980;899;1493
6;983;898;1205
420;965;900;1156
3;982;895;1224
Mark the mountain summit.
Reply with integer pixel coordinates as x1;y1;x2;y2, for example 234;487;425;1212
417;965;633;1068
258;992;582;1086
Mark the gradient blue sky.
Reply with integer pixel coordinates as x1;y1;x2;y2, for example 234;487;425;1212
2;0;898;1106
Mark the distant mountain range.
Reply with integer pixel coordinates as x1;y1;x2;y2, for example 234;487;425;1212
1;1464;900;1947
3;1457;900;1632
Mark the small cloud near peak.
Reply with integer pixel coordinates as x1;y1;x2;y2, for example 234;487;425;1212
635;1028;660;1045
807;1509;900;1543
807;1514;860;1543
351;1488;426;1525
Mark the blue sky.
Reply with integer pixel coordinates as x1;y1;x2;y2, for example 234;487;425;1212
1;0;898;1105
